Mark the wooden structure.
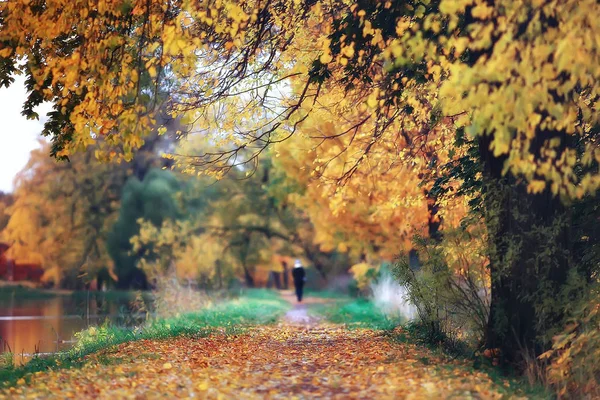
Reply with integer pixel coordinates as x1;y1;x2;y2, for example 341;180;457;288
0;242;44;283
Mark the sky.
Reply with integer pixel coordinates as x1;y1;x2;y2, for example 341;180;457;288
0;75;52;193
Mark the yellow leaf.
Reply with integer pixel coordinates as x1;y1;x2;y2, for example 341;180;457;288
0;47;12;58
320;52;333;64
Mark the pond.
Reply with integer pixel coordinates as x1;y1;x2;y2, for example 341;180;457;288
0;289;151;363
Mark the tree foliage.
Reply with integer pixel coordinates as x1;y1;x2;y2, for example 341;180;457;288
2;143;125;287
107;168;183;288
132;151;348;288
0;192;13;233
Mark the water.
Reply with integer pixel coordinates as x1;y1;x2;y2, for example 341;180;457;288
0;291;147;363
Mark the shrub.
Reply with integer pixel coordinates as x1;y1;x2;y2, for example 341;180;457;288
393;229;490;350
152;272;211;318
349;261;379;295
135;262;212;318
540;290;600;398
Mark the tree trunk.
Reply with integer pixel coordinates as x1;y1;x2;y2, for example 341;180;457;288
243;264;255;287
273;271;282;289
216;260;223;289
480;136;571;365
282;262;289;289
425;191;442;241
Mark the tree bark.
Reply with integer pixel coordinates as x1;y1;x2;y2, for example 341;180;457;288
243;265;255;287
480;135;571;365
282;261;289;289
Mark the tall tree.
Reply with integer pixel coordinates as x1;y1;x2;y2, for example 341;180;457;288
0;192;13;233
3;143;126;287
107;168;183;289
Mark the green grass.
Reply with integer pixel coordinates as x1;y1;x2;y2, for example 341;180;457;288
0;290;290;388
304;289;352;300
238;288;288;302
312;298;402;330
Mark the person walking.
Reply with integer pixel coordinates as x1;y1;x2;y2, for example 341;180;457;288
291;259;306;302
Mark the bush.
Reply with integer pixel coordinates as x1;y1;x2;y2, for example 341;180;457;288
151;269;211;318
393;230;490;350
540;290;600;398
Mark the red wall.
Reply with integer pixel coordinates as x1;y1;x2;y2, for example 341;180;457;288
0;244;44;282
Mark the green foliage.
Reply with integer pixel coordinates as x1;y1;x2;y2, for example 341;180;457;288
482;182;590;355
429;128;484;216
107;169;183;288
393;233;489;350
571;192;600;283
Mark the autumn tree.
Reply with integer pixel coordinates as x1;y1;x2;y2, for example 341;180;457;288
3;143;126;287
133;149;348;288
107;168;187;289
278;0;598;365
0;192;13;233
437;0;598;363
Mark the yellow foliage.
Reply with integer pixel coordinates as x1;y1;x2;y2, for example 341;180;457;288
3;143;123;284
349;262;378;290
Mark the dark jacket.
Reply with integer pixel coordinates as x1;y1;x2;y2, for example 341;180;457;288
292;267;305;287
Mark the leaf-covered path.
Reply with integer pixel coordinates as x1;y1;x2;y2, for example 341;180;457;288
2;298;524;399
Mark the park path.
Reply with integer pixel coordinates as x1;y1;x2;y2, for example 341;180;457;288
279;289;327;326
1;294;522;399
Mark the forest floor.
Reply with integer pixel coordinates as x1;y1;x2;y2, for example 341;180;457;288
1;291;537;399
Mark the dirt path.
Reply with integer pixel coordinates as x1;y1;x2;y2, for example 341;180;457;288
2;298;524;400
279;289;328;326
1;292;526;399
2;325;519;399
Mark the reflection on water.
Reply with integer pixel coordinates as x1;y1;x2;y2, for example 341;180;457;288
0;293;147;363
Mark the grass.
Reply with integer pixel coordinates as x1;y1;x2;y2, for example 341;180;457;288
0;289;290;388
312;297;402;330
304;289;352;300
238;288;288;303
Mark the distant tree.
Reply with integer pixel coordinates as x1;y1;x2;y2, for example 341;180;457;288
0;191;13;233
3;144;126;288
107;168;183;289
2;131;172;288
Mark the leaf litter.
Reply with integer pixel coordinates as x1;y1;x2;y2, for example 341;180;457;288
2;321;526;399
